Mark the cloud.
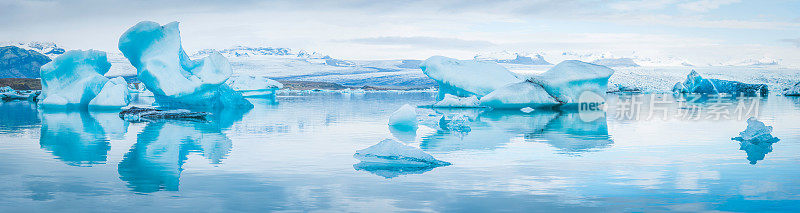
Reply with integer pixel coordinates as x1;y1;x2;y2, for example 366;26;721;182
347;36;495;49
780;38;800;47
678;0;741;12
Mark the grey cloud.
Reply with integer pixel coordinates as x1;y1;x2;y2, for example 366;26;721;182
780;38;800;47
347;36;494;49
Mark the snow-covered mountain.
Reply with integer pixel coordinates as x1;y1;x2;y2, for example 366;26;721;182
1;41;66;58
474;51;551;65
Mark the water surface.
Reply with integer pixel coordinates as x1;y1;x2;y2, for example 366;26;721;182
1;92;799;212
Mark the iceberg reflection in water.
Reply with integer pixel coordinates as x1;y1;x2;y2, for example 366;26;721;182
39;110;127;166
118;107;248;193
418;108;612;154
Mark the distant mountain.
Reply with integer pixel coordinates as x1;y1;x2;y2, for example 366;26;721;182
1;41;65;58
0;46;51;78
591;58;640;67
194;46;356;67
474;51;551;65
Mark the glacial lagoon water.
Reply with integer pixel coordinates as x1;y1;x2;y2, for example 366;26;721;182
1;92;800;212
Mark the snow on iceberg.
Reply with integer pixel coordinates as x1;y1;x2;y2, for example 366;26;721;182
420;56;522;100
118;21;252;109
39;50;119;108
672;70;768;96
388;104;418;129
225;75;283;97
732;117;779;142
89;77;131;109
432;94;481;108
354;138;450;166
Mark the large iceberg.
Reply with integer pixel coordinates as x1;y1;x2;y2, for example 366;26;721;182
480;60;613;108
388;104;418;129
672;70;768;96
354;139;450;166
39;50;129;108
225;75;283;97
420;56;522;99
118;21;252;109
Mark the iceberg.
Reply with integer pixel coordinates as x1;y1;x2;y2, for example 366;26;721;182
119;107;209;122
388;104;418;129
784;82;800;96
420;56;522;99
118;21;252;109
731;118;780;164
89;77;131;109
439;113;471;133
432;94;481;108
480;60;613;108
39;50;117;108
1;87;40;102
732;117;779;142
225;75;283;97
354;139;450;166
672;70;768;96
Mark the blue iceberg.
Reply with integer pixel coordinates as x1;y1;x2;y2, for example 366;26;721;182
118;21;252;109
672;70;768;96
354;139;450;167
39;50;130;109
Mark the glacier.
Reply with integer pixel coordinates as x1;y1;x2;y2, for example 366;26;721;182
420;56;522;100
38;50;129;109
672;70;768;96
354;138;450;167
388;104;418;129
225;75;283;97
118;21;252;109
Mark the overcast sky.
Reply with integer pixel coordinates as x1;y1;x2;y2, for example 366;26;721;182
1;0;798;64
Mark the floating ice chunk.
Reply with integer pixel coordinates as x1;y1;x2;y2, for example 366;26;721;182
118;21;252;109
480;81;559;108
420;56;522;99
1;90;40;102
528;60;614;103
733;117;779;142
673;70;768;96
119;107;209;122
439;113;471;133
89;77;131;109
39;50;112;108
388;104;418;129
225;75;283;97
432;94;481;108
784;82;800;96
520;107;535;113
354;138;450;166
0;86;12;93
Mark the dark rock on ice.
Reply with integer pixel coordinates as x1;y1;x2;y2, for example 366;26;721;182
119;107;210;122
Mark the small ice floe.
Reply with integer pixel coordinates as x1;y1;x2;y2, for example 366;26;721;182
1;87;40;102
119;107;210;122
353;139;450;176
432;94;481;108
225;75;283;97
732;117;779;142
520;107;535;113
731;117;780;164
438;113;471;133
388;104;418;129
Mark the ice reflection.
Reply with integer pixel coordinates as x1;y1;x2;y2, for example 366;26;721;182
118;108;248;193
39;110;128;166
419;109;612;154
0;101;40;133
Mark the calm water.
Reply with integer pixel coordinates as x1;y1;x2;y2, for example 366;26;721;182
1;92;800;212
